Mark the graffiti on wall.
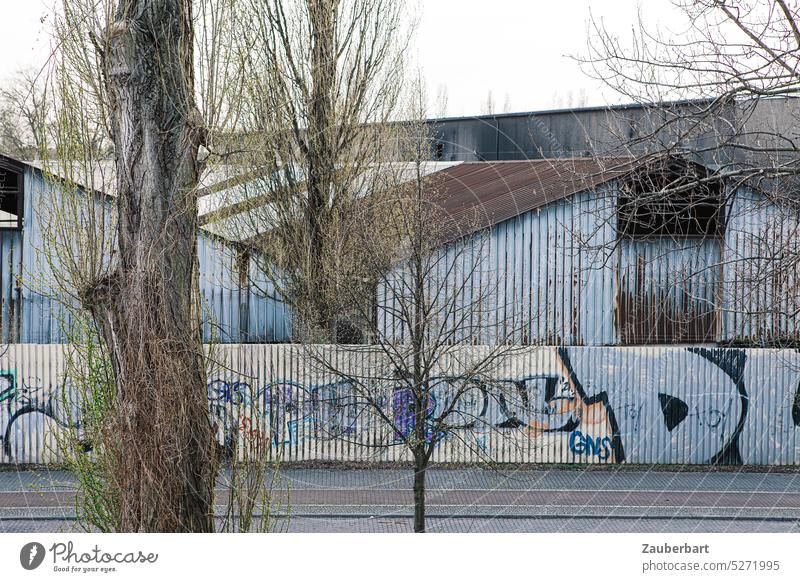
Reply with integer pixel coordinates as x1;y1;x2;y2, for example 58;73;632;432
0;371;85;463
203;346;800;465
2;345;800;464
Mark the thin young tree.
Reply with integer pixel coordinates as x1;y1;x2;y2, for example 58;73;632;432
299;87;529;532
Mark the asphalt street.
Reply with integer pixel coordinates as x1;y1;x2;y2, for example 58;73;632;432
1;467;799;533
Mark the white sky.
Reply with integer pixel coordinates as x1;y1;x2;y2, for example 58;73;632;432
0;0;688;117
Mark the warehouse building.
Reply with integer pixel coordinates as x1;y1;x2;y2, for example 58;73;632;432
0;99;797;347
0;154;292;343
378;155;795;346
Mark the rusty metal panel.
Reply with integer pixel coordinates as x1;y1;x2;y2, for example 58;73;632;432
1;344;798;465
616;237;720;344
429;157;637;242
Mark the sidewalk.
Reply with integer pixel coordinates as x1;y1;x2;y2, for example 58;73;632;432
2;466;799;533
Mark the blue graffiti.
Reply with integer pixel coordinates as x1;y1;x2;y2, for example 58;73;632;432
392;386;437;443
568;430;612;460
207;379;251;405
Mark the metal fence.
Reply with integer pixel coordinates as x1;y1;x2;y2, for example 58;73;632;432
1;343;798;466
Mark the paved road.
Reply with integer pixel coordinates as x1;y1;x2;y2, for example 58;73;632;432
1;467;799;532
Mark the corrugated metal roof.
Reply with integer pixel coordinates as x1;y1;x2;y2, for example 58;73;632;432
199;161;463;242
428;157;639;241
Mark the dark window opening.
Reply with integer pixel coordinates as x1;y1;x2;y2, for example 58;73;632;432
236;248;251;288
0;165;23;230
334;317;364;344
617;161;723;238
433;142;444;160
236;248;251;342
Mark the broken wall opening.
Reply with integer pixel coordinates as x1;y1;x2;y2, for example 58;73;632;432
616;159;723;344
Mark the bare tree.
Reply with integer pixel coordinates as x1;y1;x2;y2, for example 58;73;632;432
0;69;51;159
221;0;411;341
480;89;495;115
85;0;215;533
576;0;800;346
502;92;513;114
433;83;449;118
548;88;588;110
299;87;528;532
583;0;800;182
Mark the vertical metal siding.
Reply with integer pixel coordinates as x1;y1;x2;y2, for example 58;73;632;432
0;230;22;343
19;170;75;344
2;344;798;465
721;186;800;344
4;166;793;347
379;186;620;345
380;182;782;347
7;167;292;344
616;237;720;344
197;232;292;343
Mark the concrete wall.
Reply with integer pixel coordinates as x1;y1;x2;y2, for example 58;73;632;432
1;344;798;465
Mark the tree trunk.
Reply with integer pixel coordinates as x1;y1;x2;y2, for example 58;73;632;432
83;0;217;532
413;452;426;533
411;159;427;534
304;0;337;337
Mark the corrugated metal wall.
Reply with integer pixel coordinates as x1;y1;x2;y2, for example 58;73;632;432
0;230;22;343
428;99;755;165
488;188;618;345
0;166;292;344
721;187;800;343
378;187;620;345
617;238;720;343
197;236;292;343
1;344;798;465
379;181;742;346
3;166;797;347
19;169;80;343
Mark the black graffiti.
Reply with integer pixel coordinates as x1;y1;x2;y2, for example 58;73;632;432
688;347;748;465
658;393;689;432
557;347;626;463
0;375;87;461
204;347;756;465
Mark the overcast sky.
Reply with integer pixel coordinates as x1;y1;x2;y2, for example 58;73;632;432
0;0;686;117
